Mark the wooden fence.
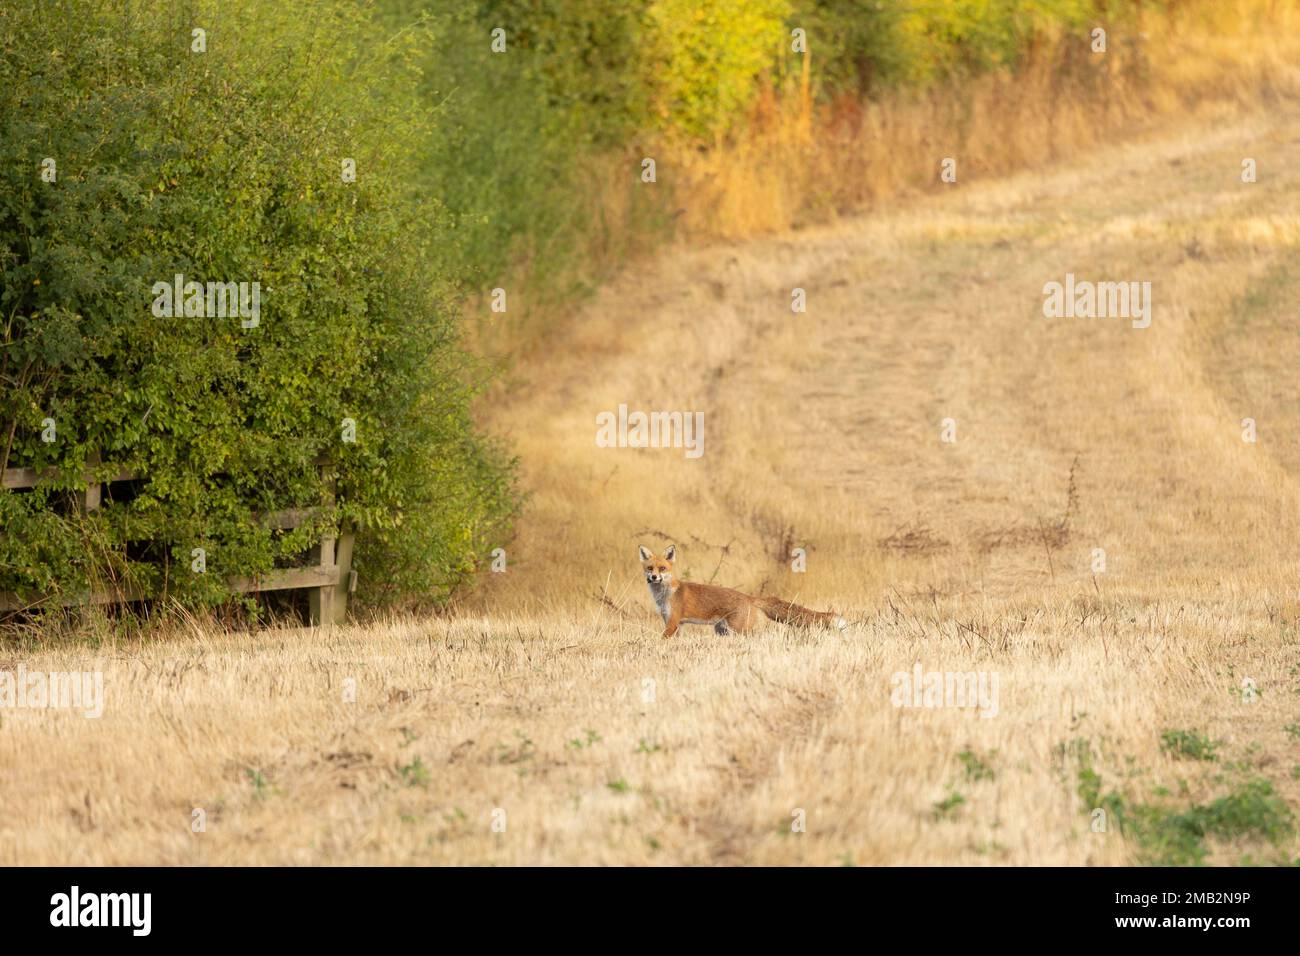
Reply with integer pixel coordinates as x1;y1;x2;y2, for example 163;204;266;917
0;456;353;624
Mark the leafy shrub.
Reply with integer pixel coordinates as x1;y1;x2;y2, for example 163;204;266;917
375;1;658;309
0;0;514;610
797;0;1107;96
1160;729;1221;762
646;0;792;141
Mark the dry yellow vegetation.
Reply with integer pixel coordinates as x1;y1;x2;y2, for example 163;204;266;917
5;10;1300;865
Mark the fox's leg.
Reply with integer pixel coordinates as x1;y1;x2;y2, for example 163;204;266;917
662;604;681;638
713;619;731;636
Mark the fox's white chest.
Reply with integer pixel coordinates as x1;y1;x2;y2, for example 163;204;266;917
648;582;673;623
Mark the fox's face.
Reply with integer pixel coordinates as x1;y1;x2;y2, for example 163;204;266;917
638;544;676;586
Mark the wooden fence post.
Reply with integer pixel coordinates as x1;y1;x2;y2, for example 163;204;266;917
82;449;101;512
308;472;337;627
332;525;354;625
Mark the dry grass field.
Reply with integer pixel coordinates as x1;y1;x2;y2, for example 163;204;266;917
6;38;1300;864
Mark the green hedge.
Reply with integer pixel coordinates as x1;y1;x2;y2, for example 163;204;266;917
0;0;515;610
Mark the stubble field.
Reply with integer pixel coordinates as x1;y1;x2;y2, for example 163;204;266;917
5;100;1300;865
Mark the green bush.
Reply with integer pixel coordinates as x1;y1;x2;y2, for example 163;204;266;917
377;1;655;303
647;0;792;141
796;0;1107;95
0;0;514;610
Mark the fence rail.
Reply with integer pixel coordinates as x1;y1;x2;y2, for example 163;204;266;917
0;457;353;624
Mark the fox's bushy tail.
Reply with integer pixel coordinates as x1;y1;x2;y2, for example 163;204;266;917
756;596;847;630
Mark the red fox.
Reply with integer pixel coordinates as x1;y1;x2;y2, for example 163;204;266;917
639;544;847;637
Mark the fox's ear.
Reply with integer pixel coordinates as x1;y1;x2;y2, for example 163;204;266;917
664;544;676;561
638;545;652;562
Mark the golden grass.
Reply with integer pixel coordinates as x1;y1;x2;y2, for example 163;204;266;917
5;2;1300;866
3;596;1293;865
